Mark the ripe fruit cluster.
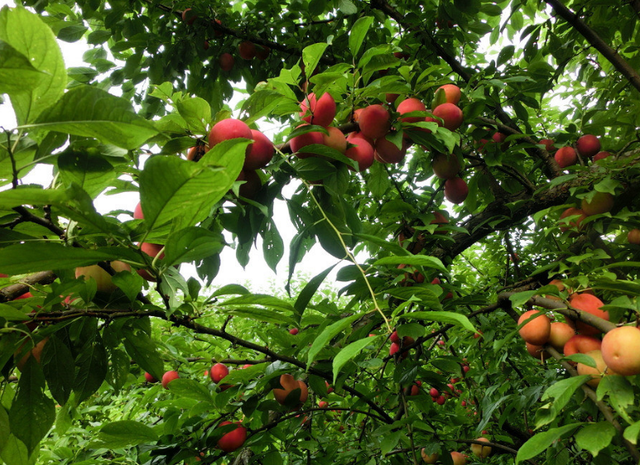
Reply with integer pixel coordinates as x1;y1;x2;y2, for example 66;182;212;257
554;134;609;168
388;330;415;359
520;282;640;386
290;84;466;178
189;118;275;200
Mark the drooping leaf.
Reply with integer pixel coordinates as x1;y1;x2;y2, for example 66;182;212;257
73;332;108;403
307;314;360;368
41;335;75;406
8;357;56;454
333;335;379;383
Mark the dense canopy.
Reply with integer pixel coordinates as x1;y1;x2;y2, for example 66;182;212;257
1;0;640;464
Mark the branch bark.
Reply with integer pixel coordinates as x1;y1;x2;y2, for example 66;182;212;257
544;0;640;93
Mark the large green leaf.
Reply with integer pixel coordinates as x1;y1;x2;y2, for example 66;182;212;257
294;264;336;316
32;85;159;149
42;335;75;406
536;376;590;427
122;325;165;383
8;357;55;454
0;243;132;275
0;187;69;209
349;16;374;57
139;139;248;232
90;421;159;449
575;422;616;457
400;311;476;332
57;150;117;199
0;7;66;124
333;336;379;383
373;255;448;274
73;332;108;404
163;227;225;267
0;41;46;95
307;314;360;368
516;423;582;463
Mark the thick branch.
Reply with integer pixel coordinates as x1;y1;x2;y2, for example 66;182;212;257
545;0;640;93
0;271;57;302
499;293;617;333
434;157;640;262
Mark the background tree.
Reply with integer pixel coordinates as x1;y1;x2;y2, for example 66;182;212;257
1;0;640;464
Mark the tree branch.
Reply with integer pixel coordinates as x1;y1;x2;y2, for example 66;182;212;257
544;0;640;93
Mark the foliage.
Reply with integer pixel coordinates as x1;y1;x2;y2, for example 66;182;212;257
1;0;640;464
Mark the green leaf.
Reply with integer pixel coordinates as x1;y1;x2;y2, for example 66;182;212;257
73;332;108;404
516;423;582;463
596;374;635;423
624;420;640;445
42;335;75;406
302;43;328;78
0;243;117;275
163;227;225;267
373;255;448;274
349;16;374;57
0;186;70;209
0;435;29;465
176;97;211;133
122;325;165;382
92;420;159;448
167;379;214;403
294;264;336;316
139;139;248;232
307;314;360;368
0;7;66;124
0;405;9;451
262;220;284;273
536;376;590;427
333;336;379;383
219;294;294;312
57;150;117;198
337;0;358;15
575;422;616;457
9;357;56;454
400;311;475;332
0;304;32;321
0;41;46;95
509;290;538;308
380;430;402;455
32;85;159;149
